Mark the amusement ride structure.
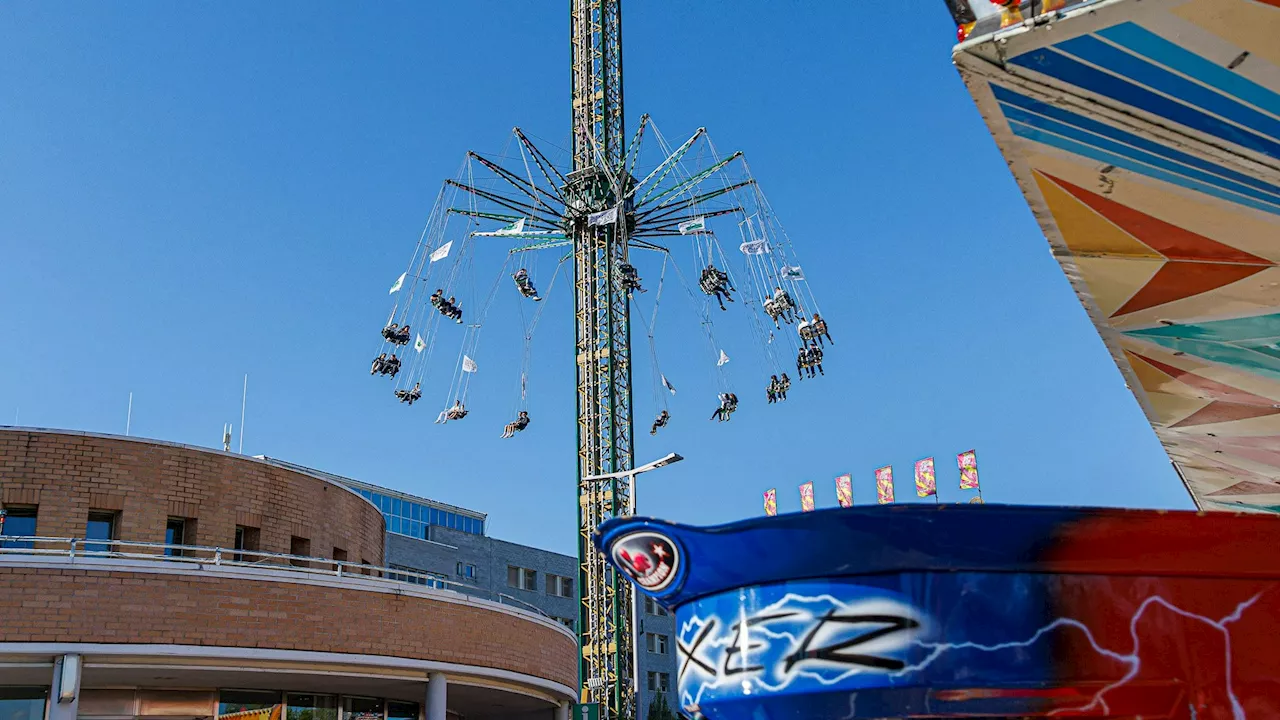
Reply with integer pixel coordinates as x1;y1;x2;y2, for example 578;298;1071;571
371;2;828;718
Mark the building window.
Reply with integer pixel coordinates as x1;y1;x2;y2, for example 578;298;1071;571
285;694;336;720
85;511;118;553
218;690;280;717
644;596;668;616
546;573;574;598
386;702;418;720
456;562;477;580
290;536;311;567
234;525;260;562
645;632;669;654
342;696;382;720
507;565;537;591
165;517;187;556
647;672;670;692
0;507;37;549
554;616;576;631
0;687;47;720
332;547;348;565
390;565;446;588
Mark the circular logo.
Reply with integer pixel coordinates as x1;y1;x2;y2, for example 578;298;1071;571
611;531;680;593
968;496;984;504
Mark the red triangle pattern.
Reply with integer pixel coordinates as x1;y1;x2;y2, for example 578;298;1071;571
1206;480;1280;497
1114;262;1270;315
1172;402;1280;427
1132;352;1278;406
1042;173;1271;264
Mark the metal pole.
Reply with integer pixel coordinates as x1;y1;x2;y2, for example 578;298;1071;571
125;393;132;436
239;374;248;453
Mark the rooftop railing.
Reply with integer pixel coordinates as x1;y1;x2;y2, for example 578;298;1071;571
0;535;556;622
944;0;1096;42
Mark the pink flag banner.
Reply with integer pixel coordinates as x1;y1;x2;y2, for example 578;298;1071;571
799;482;815;512
915;457;937;498
763;488;777;517
875;466;895;504
958;450;980;490
835;474;853;508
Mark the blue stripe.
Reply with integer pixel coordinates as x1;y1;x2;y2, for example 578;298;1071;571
1053;35;1280;145
991;85;1280;198
1010;48;1280;160
999;103;1280;207
1098;23;1280;118
1007;120;1280;215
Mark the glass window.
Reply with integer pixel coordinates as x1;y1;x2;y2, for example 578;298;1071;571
386;702;418;720
391;497;402;518
85;511;117;553
165;518;186;556
218;690;280;717
646;632;669;654
1;507;38;549
509;566;536;591
342;697;382;720
546;574;574;598
644;596;668;616
0;687;46;720
286;694;336;720
647;672;670;691
378;495;392;513
410;503;422;522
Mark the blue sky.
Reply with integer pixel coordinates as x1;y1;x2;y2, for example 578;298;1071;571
0;2;1192;556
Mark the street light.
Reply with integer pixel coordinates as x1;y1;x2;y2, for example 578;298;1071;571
581;451;683;716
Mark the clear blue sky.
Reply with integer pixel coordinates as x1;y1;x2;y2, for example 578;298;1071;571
0;1;1192;556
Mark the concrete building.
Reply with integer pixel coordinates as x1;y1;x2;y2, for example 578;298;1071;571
261;460;681;718
0;428;577;720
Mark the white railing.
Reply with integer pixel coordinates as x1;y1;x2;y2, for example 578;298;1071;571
0;535;551;619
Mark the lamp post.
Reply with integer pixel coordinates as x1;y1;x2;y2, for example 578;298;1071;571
581;451;683;718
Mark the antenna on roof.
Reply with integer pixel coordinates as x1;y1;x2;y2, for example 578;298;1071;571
239;374;248;454
223;424;233;452
126;393;133;436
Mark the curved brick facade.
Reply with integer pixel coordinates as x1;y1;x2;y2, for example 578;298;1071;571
0;429;384;565
0;561;578;690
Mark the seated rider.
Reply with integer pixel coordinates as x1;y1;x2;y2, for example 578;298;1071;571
394;324;412;345
513;269;541;301
700;263;734;311
382;323;400;342
809;345;825;376
796;346;810;379
650;409;670;435
430;290;444;309
501;410;531;438
778;373;791;400
766;374;779;404
382;355;401;377
371;352;387;375
396;382;422;405
445;296;463;323
812;312;833;345
436;400;467;424
619;262;645;294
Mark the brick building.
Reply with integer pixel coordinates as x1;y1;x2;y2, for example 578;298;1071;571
0;428;577;720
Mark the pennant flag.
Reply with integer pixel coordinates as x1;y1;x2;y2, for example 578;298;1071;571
495;218;526;236
388;272;407;295
521;372;527;400
429;241;453;263
739;238;769;255
799;482;815;512
588;206;619;226
678;217;707;235
661;374;676;395
462;355;478;373
915;457;937;498
958;450;980;490
717;350;730;367
763;488;777;517
780;265;805;281
414;334;426;353
875;466;895;504
835;474;853;508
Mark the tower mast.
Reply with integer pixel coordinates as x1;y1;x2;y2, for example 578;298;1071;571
568;0;635;718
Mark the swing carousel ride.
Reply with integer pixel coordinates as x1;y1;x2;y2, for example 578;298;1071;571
366;3;831;718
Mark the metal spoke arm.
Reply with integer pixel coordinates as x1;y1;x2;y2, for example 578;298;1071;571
636;206;744;234
447;208;561;232
444;179;564;229
637;178;756;224
627;127;705;204
515;128;570;189
636;151;743;210
469;151;566;214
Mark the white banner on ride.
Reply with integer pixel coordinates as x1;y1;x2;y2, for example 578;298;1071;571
388;272;406;294
494;218;526;236
661;374;676;395
414;334;426;353
588;206;619;226
462;355;478;373
739;238;769;255
429;241;453;262
678;217;707;234
780;265;805;281
717;349;730;367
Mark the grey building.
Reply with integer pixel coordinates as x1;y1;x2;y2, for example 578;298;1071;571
262;458;679;717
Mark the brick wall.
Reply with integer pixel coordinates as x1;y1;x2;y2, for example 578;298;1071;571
0;429;384;564
0;564;577;689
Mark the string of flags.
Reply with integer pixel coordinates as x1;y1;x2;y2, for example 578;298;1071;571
764;449;982;516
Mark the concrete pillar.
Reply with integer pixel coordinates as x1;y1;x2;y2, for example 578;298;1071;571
556;701;570;720
47;655;81;720
426;673;447;720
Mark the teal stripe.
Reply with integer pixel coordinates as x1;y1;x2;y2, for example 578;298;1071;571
1097;23;1280;118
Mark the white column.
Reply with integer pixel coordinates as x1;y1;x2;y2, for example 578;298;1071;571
426;673;447;720
556;701;570;720
47;654;81;720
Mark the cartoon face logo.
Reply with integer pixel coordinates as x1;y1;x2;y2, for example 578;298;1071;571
611;531;680;593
